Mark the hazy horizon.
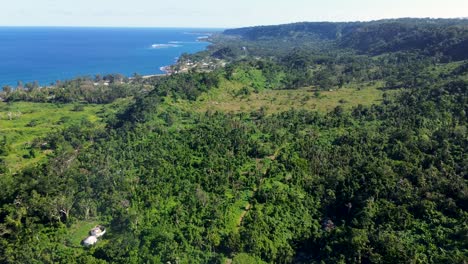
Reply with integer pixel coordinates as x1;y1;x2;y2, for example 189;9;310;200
2;0;468;28
1;17;467;30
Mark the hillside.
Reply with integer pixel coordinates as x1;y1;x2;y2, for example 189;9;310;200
221;18;468;59
0;19;467;263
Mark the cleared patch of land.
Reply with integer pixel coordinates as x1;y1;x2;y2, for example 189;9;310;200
173;79;394;115
0;102;103;172
67;220;101;247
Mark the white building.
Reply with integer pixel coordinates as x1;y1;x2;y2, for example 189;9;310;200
82;226;106;247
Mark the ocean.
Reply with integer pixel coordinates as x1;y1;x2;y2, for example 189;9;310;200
0;27;219;87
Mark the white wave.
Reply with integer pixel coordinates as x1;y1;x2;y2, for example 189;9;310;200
184;32;213;36
151;43;181;49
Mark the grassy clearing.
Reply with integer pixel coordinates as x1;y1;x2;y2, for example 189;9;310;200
175;61;461;115
67;220;101;247
174;79;394;115
0;98;132;173
0;102;104;172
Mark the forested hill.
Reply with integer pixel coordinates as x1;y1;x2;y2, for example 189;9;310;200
223;18;468;59
224;22;349;41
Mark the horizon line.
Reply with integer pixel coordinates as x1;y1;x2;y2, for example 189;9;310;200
0;25;227;30
0;16;467;30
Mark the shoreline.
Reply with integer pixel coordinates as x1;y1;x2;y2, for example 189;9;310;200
0;29;217;89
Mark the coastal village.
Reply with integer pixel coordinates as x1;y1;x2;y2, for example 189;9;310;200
161;57;226;75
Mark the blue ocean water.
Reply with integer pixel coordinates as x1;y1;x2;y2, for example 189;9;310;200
0;27;219;87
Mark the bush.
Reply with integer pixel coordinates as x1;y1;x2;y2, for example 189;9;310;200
72;104;85;112
26;119;39;127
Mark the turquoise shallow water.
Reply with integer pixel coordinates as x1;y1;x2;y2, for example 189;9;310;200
0;27;219;87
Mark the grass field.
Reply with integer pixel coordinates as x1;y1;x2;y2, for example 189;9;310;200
180;61;465;116
171;79;394;115
0;102;105;172
67;220;101;247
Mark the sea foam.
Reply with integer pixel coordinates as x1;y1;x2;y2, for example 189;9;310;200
151;43;181;49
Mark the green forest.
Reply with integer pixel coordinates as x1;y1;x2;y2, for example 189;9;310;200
0;18;467;263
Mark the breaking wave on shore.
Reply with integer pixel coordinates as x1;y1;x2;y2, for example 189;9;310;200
151;43;182;49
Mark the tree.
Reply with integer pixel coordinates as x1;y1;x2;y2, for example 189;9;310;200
2;85;12;95
16;80;24;90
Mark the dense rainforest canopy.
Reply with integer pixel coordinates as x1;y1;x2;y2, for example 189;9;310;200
0;18;467;263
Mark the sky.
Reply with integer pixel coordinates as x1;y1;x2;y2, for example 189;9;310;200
1;0;467;28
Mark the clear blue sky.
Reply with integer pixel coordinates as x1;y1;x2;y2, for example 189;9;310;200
2;0;467;28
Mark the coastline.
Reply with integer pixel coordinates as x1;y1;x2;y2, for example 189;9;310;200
156;33;216;76
0;28;217;88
